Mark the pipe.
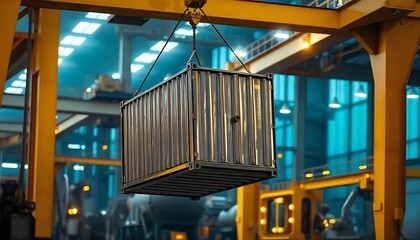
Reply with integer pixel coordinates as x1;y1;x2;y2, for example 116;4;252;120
341;187;360;222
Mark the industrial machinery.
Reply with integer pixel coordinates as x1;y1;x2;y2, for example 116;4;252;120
122;194;205;239
323;188;374;240
216;204;238;240
0;180;35;240
84;75;128;101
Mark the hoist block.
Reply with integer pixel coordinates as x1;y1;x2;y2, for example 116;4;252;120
184;0;207;8
121;64;277;198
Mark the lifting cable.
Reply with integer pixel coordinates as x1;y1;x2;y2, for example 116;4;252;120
199;7;251;74
134;3;251;96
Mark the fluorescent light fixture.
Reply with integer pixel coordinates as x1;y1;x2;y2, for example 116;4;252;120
234;50;247;57
329;96;341;109
135;53;158;63
61;35;86;46
25;164;28;169
73;165;85;171
186;22;210;27
67;143;86;150
131;64;144;73
101;210;107;215
354;85;367;98
72;22;101;34
279;103;291;114
1;163;19;169
18;73;26;80
58;47;74;57
175;28;196;36
85;12;110;20
5;87;24;94
58;58;63;65
150;41;178;52
274;32;290;39
112;73;120;79
407;87;419;99
11;80;26;88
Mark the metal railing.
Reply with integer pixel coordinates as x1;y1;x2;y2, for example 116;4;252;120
240;30;298;62
301;156;374;181
261;180;293;192
307;0;352;9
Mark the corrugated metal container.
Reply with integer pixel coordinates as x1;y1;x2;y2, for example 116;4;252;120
121;63;276;198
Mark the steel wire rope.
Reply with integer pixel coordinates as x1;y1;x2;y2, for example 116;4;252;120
134;8;189;96
199;8;251;73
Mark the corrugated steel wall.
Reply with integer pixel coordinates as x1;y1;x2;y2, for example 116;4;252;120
121;65;275;185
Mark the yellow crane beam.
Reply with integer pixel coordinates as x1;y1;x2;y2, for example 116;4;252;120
0;0;21;107
21;0;416;34
26;8;60;238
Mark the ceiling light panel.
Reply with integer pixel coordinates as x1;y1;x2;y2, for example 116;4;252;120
18;73;26;80
1;163;19;169
61;35;86;46
72;22;101;34
175;28;196;36
85;12;110;20
58;47;74;57
11;80;26;88
186;22;210;27
150;41;179;52
234;50;247;57
112;73;120;79
135;53;158;63
131;64;144;73
5;87;24;94
274;32;290;39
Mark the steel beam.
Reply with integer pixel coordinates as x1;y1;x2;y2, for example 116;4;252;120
55;156;121;167
1;94;120;116
26;9;60;238
0;0;21;107
21;0;417;34
368;19;420;240
301;172;373;191
233;33;349;73
0;122;22;133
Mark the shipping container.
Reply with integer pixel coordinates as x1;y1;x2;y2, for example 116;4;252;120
121;63;276;198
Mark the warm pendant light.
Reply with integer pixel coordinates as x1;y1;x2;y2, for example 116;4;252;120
354;85;367;98
279;103;291;114
329;96;341;109
407;87;419;99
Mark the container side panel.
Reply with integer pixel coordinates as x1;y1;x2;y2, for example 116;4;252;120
215;73;224;162
181;72;190;164
123;106;128;183
224;75;233;163
253;76;263;166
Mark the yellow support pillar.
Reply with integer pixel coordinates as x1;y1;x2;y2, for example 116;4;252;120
27;8;60;238
237;183;260;240
368;20;420;240
0;0;21;106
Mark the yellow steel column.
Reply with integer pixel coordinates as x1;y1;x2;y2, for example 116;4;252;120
237;183;260;240
0;0;21;105
369;20;420;240
27;8;60;238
